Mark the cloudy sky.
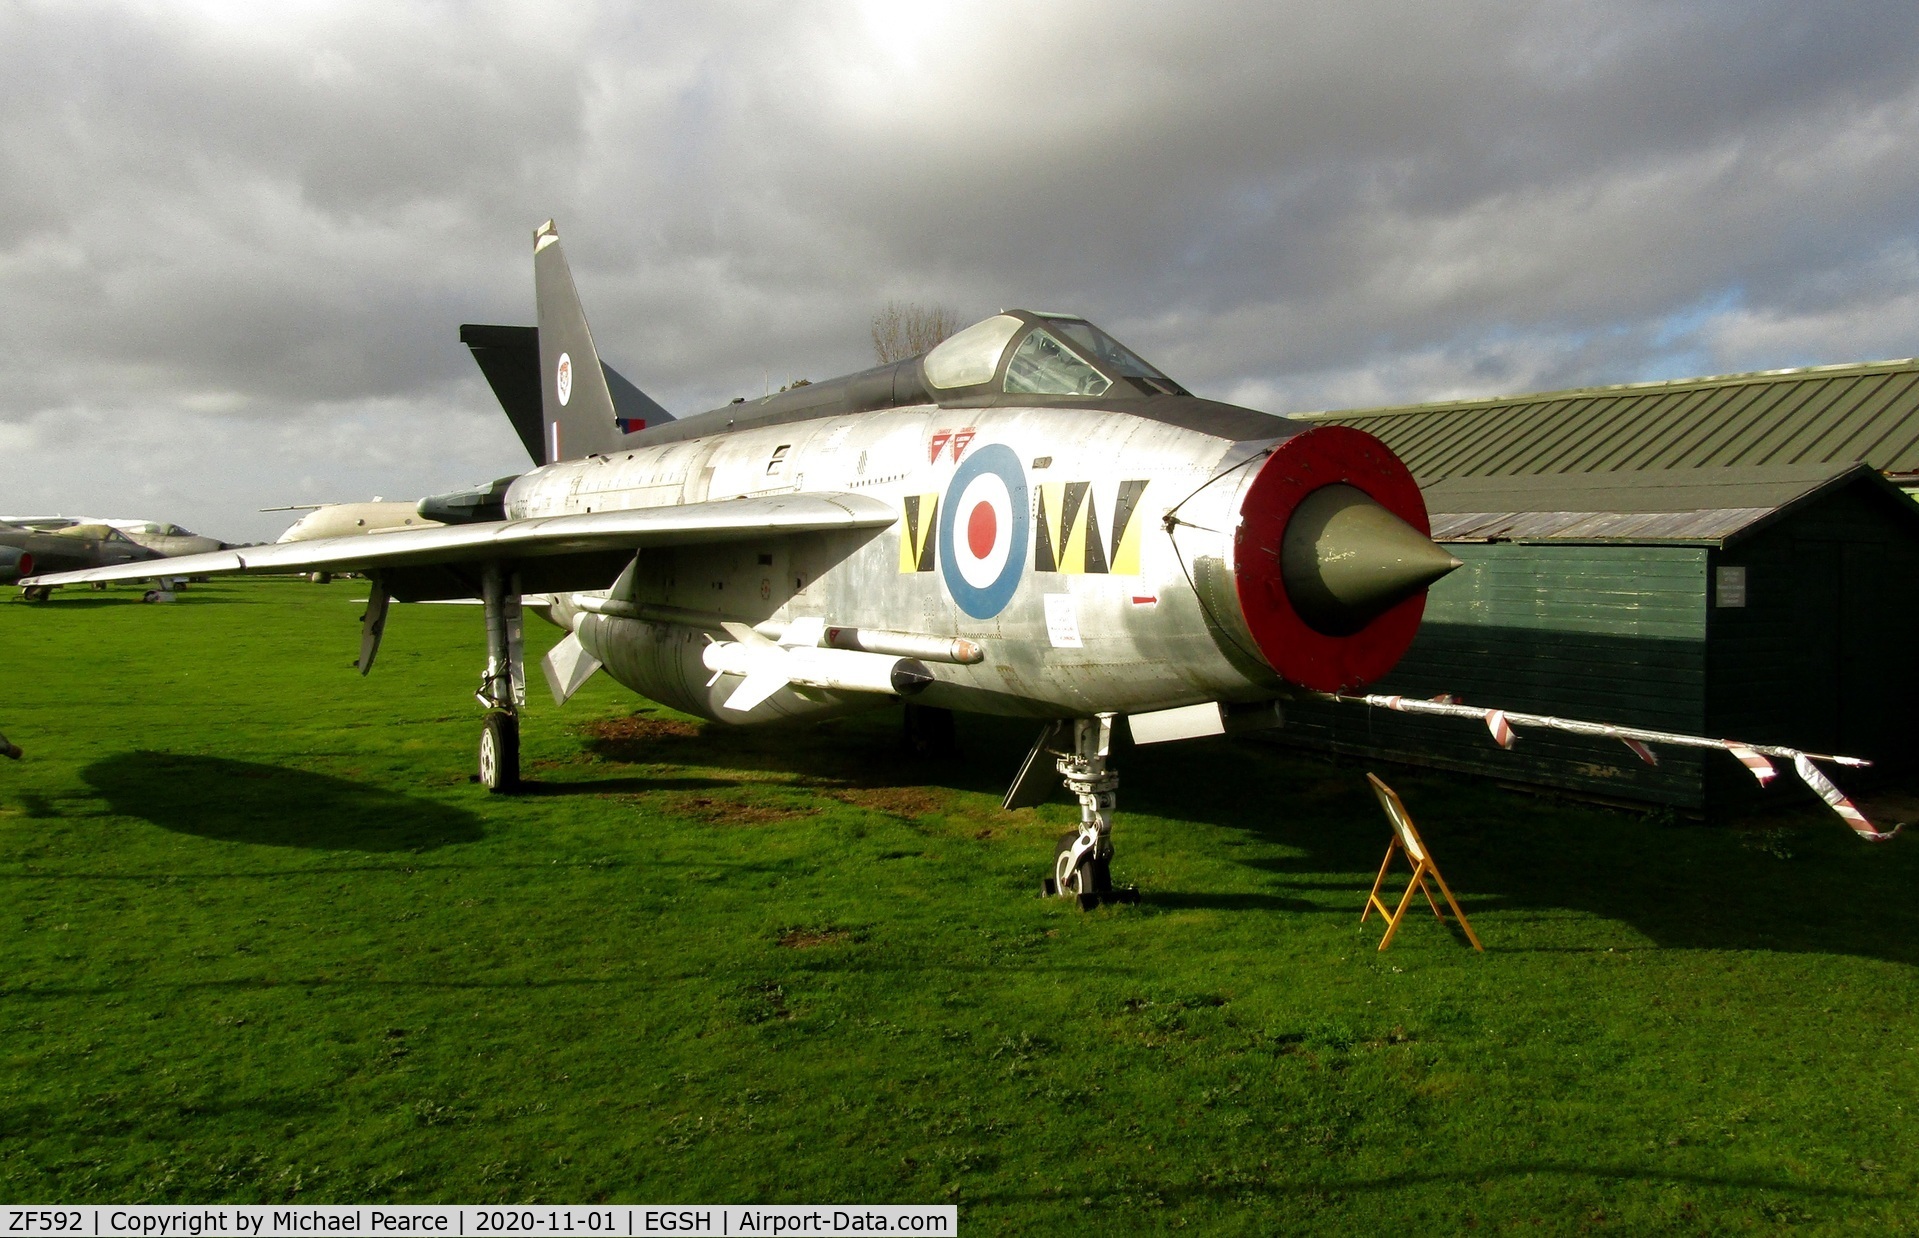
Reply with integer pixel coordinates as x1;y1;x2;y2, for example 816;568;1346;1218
6;0;1919;541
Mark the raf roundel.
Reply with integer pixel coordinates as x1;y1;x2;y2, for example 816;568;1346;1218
938;443;1029;619
556;352;573;407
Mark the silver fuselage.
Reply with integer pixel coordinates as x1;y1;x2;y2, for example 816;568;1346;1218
509;403;1279;723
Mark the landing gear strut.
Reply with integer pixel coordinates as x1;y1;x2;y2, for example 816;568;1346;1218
1042;714;1139;909
475;562;524;793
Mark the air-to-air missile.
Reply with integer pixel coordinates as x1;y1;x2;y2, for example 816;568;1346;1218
24;220;1883;904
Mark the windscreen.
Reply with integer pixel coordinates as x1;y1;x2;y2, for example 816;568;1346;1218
1044;318;1171;381
1004;329;1112;397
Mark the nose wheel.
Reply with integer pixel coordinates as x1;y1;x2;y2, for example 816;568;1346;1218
1047;831;1113;909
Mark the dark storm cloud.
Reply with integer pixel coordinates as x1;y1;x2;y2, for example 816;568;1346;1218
4;1;1919;538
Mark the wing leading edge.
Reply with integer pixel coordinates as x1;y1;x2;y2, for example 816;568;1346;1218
19;493;897;599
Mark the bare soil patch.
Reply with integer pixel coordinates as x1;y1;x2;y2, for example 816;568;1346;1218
829;785;948;819
580;714;706;765
584;715;703;742
660;792;815;827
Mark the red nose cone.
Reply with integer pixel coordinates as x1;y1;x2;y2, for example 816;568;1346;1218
1233;425;1435;692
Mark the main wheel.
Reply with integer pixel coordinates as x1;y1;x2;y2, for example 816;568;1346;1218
478;712;521;794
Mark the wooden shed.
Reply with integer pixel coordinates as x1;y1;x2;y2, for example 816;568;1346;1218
1278;463;1919;813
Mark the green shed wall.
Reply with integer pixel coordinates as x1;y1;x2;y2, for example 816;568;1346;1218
1280;545;1711;808
1704;487;1919;810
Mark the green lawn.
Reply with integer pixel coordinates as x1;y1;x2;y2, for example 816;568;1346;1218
2;579;1916;1233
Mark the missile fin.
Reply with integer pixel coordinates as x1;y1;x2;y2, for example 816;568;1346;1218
722;671;791;713
540;631;603;706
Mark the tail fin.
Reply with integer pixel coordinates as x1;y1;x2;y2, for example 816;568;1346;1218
460;320;673;467
534;219;632;463
460;324;543;464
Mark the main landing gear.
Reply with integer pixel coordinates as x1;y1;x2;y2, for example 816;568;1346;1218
1041;714;1140;910
474;562;525;794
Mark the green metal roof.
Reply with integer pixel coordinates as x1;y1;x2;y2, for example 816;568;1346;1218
1420;462;1919;545
1294;357;1919;483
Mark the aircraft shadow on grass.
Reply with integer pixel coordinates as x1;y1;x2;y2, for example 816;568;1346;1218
581;709;1919;965
83;751;482;852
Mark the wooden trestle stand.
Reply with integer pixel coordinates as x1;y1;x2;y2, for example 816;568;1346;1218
1361;773;1483;952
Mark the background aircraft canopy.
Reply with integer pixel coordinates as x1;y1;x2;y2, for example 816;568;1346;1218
117;520;195;537
48;523;139;544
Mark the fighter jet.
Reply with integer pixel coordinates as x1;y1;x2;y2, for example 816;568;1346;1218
111;520;228;557
23;221;1470;899
3;520;167;599
33;221;1876;899
3;516;227;557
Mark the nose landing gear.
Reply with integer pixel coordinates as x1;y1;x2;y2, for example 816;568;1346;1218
1041;714;1140;909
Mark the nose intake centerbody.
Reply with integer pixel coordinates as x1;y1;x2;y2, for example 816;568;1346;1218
1229;425;1460;692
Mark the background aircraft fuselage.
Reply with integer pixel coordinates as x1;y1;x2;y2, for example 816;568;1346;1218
0;523;165;584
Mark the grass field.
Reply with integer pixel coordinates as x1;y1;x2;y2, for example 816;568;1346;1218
3;579;1918;1232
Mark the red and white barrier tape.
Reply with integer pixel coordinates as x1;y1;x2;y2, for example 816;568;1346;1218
1336;693;1894;840
1791;753;1892;841
1622;738;1659;767
1729;746;1777;786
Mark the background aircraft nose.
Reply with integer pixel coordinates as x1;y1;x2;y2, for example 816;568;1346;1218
1280;484;1462;635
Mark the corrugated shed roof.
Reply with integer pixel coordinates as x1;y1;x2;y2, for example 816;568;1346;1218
1422;462;1913;545
1429;508;1771;543
1294;357;1919;482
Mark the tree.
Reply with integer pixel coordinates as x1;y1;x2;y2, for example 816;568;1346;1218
872;301;962;365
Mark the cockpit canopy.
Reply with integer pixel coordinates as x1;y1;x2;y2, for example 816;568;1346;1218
921;311;1185;401
49;523;137;543
659;307;1200;448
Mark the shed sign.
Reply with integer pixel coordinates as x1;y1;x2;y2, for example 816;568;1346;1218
1716;565;1747;608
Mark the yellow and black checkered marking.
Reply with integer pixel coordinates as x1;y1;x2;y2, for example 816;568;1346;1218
1034;480;1147;575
